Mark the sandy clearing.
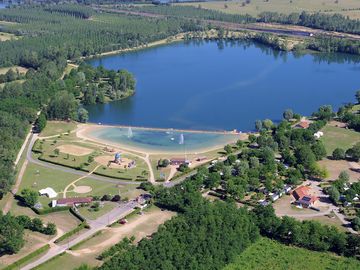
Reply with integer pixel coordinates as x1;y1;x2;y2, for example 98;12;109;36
318;159;360;183
73;186;92;194
72;209;175;255
94;155;134;169
57;144;93;156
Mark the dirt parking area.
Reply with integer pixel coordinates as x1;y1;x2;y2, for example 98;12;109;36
57;144;93;156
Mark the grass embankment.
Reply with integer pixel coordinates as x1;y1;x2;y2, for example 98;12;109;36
320;124;360;155
224;237;360;270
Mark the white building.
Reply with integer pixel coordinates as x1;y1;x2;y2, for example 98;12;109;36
39;187;57;199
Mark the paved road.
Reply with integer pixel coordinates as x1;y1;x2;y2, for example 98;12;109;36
27;134;137;186
21;200;138;270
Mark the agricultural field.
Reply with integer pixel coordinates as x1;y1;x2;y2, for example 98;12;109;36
320;124;360;155
224;237;360;270
177;0;360;18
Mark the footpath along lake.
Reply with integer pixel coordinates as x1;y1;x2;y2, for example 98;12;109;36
86;40;360;131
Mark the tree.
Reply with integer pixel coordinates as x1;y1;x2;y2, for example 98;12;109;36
262;119;274;130
224;144;232;154
43;223;57;235
346;142;360;161
0;213;25;254
20;188;38;207
352;217;360;231
30;218;43;232
54;148;60;156
112;194;121;202
356;90;360;104
332;148;345;160
255;120;262;131
313;105;334;121
101;194;112;201
283;109;293;121
328;186;340;203
311;141;327;160
204;172;221;189
35;112;47;133
88;156;94;164
338;171;350;183
248;134;257;144
77;107;88;123
47;91;77;120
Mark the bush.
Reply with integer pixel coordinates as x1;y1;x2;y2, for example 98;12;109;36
332;148;345;160
101;194;112;201
112;195;121;202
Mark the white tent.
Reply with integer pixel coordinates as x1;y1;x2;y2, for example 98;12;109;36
39;187;57;199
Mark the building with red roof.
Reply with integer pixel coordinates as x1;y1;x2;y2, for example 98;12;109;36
53;197;92;207
292;186;318;208
296;121;310;129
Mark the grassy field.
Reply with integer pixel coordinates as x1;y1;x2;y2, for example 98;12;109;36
0;66;27;75
177;0;360;18
34;137;149;181
320;124;360;155
78;202;117;220
39;121;77;137
224;237;360;270
0;31;18;41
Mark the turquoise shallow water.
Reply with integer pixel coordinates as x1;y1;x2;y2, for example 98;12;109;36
86;40;360;131
89;127;239;153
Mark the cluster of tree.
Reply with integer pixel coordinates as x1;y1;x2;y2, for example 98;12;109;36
124;5;256;24
99;200;259;270
0;68;24;83
0;212;56;255
253;205;360;257
44;4;94;19
63;64;136;106
258;11;360;35
337;90;360;132
332;143;360;162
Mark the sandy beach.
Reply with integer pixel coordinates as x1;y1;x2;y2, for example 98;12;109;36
76;123;247;155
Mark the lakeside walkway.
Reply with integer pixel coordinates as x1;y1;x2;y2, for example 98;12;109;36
89;123;245;135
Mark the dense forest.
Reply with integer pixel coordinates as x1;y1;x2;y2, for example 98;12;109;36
0;5;200;198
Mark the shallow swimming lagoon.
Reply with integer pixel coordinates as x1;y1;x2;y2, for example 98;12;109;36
86;40;360;132
89;127;239;153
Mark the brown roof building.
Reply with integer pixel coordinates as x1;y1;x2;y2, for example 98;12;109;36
54;197;93;207
292;186;318;208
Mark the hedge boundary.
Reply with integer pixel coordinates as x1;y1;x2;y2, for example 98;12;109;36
3;244;50;270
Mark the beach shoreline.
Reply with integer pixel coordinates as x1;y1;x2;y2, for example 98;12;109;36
76;123;247;155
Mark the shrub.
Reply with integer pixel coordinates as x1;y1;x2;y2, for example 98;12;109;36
332;148;345;160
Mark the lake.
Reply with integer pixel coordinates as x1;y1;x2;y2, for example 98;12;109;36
86;40;360;131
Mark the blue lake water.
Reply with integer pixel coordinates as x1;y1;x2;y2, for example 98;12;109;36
86;40;360;131
89;127;239;153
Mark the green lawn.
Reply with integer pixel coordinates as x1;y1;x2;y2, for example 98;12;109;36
224;237;360;270
320;125;360;155
39;121;77;137
78;202;117;220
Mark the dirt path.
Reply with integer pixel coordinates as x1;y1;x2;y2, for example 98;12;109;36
63;165;101;198
3;159;29;214
166;166;177;182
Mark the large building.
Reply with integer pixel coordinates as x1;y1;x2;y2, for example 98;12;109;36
292;186;318;208
52;197;93;208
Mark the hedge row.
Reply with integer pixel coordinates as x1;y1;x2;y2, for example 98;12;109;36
69;207;86;222
3;244;50;270
54;222;88;244
31;206;70;215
